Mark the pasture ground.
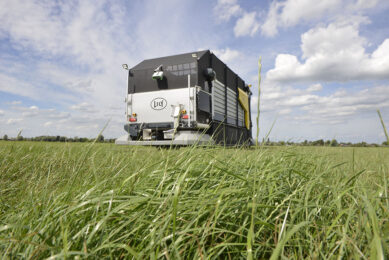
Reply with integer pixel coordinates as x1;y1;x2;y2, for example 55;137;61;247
0;141;388;258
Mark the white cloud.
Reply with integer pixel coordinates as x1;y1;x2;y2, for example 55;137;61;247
70;102;97;113
279;108;291;115
266;20;389;83
70;102;89;111
261;1;281;37
352;0;379;9
47;112;71;120
283;94;319;107
260;79;389;124
0;73;43;100
7;118;22;125
280;0;339;25
0;1;130;69
22;106;39;117
0;66;83;105
260;0;381;37
213;0;260;38
36;63;94;93
0;0;135;137
0;0;129;107
213;48;242;63
8;105;71;122
0;110;4;116
214;0;243;21
214;0;387;38
0;1;63;54
43;121;52;127
300;16;369;59
0;104;112;137
307;83;323;92
234;12;260;37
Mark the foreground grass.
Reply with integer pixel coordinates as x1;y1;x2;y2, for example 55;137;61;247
0;141;388;259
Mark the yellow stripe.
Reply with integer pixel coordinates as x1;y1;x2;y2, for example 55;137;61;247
238;88;250;130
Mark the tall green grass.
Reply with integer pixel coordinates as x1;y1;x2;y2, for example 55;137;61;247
377;109;389;145
256;57;262;147
0;142;388;258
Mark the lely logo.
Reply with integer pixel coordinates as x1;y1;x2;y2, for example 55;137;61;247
150;97;167;110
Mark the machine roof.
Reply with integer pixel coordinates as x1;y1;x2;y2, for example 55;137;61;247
131;50;209;71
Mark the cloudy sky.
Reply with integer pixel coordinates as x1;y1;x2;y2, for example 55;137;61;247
1;0;389;143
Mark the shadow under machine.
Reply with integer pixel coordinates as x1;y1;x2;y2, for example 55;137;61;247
116;50;253;146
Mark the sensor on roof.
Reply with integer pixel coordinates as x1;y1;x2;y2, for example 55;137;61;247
152;65;164;80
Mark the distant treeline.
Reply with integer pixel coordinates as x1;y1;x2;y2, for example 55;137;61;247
1;134;115;143
262;138;388;147
1;134;388;146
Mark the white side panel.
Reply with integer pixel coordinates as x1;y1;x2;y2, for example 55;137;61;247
127;88;196;124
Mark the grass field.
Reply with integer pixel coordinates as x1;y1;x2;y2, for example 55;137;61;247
0;141;388;259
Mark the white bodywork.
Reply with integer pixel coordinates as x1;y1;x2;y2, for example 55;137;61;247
116;130;213;146
126;87;196;124
116;82;212;145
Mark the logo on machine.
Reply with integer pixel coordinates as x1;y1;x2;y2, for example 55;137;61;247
150;97;167;110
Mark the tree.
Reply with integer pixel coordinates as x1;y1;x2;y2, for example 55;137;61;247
17;135;24;141
312;139;324;146
330;139;338;147
79;137;88;142
3;134;8;141
97;135;104;142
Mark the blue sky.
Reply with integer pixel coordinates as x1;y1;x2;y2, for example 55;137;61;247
0;0;389;143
